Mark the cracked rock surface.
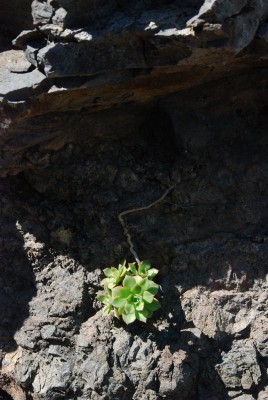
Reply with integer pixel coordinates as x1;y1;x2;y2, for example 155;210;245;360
0;0;268;399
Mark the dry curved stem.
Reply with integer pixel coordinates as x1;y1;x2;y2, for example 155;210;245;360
118;185;175;263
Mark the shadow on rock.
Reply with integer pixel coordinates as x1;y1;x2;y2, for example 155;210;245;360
0;177;37;355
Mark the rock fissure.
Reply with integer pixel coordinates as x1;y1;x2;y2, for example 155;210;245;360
118;185;175;263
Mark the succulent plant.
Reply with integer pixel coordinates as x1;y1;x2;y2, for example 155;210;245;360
127;260;159;279
97;260;160;324
100;260;127;289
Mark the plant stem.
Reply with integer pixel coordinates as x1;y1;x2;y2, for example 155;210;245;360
118;185;175;263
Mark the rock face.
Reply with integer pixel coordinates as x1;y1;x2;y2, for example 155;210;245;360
0;1;268;399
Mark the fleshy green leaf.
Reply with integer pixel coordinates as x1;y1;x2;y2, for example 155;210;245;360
114;307;120;318
131;284;142;295
147;281;159;295
103;284;112;296
145;298;160;311
103;268;114;277
138;260;151;275
101;277;116;289
147;268;159;278
97;294;109;304
134;275;143;285
139;277;149;291
126;294;134;303
143;291;154;303
118;287;131;298
113;297;127;308
128;262;137;275
135;300;144;311
103;304;112;315
124;303;135;314
123;275;136;288
116;307;124;317
112;286;122;298
118;261;127;277
107;282;116;289
122;312;136;324
100;277;112;285
135;310;147;323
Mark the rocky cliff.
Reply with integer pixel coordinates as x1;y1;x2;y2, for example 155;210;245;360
0;1;268;399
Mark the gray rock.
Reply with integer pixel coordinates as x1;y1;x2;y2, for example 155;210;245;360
253;0;268;20
187;0;247;24
251;314;268;357
257;22;268;42
52;7;68;28
1;50;32;73
74;312;168;398
13;351;39;388
258;387;268;400
223;10;260;52
40;324;57;339
12;30;43;49
32;0;54;25
0;51;45;99
32;353;75;394
158;346;199;398
36;40;147;77
32;0;118;29
25;40;46;67
181;288;257;340
216;340;262;390
188;0;268;51
14;320;42;350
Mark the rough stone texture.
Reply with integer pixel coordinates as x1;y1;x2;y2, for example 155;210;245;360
0;51;45;99
216;339;262;393
0;1;268;400
181;289;259;340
